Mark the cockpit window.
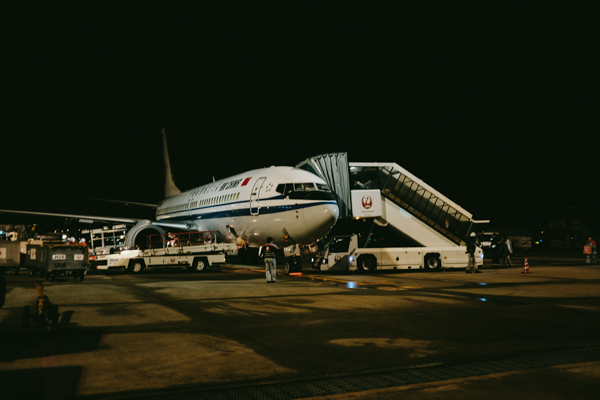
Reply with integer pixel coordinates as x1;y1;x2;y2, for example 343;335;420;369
294;183;316;191
275;182;335;200
276;182;330;194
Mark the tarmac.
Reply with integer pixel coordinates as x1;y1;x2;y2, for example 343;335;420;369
1;253;599;399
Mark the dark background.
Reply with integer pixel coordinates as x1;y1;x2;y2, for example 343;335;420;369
2;3;598;237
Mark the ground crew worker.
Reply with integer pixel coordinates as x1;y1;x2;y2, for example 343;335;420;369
259;237;279;283
490;233;501;269
466;232;481;273
585;237;597;264
502;236;513;268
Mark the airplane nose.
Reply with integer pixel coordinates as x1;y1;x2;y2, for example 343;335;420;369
300;202;339;243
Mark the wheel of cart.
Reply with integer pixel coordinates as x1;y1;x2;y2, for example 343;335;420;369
191;257;208;272
73;270;86;281
128;259;146;273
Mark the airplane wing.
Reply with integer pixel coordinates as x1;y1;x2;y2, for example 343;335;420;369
0;209;139;224
86;198;158;207
0;209;193;230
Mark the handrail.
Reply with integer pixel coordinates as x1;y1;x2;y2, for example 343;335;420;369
145;231;218;250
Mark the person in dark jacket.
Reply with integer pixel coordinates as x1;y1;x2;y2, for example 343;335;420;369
259;237;279;283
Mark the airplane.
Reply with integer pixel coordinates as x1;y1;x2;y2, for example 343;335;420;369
1;129;340;253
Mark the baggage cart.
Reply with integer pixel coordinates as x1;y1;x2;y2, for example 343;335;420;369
26;244;89;281
0;241;25;274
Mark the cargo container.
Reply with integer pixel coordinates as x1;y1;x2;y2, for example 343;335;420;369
26;244;88;281
0;241;25;274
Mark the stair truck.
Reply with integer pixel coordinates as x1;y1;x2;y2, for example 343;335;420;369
296;156;487;272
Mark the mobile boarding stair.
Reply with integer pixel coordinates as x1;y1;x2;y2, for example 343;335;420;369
353;162;477;246
298;154;487;247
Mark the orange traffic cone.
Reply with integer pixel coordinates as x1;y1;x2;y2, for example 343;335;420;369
521;257;531;274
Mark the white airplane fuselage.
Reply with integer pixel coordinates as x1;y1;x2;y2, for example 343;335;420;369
156;166;339;248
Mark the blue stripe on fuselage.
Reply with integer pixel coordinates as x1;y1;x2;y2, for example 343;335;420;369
156;199;337;222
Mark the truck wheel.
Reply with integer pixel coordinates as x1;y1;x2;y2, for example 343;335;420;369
357;255;376;271
192;258;207;272
11;267;19;275
284;260;291;274
79;270;85;282
128;259;145;274
424;255;441;271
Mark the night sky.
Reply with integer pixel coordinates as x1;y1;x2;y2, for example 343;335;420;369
3;3;599;235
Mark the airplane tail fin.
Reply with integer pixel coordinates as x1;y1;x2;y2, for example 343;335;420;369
162;127;182;198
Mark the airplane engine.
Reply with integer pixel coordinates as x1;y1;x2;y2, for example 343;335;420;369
124;220;166;250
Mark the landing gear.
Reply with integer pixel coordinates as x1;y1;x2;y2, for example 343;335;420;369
284;257;302;274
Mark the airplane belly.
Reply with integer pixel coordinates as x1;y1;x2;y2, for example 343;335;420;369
232;208;302;247
205;201;339;248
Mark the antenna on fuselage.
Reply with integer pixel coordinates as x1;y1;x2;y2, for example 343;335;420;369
162;127;182;198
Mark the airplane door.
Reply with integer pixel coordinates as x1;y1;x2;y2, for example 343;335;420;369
250;177;266;216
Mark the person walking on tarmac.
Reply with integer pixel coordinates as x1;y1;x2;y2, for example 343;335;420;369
502;236;513;268
490;233;501;269
466;232;481;273
259;237;279;283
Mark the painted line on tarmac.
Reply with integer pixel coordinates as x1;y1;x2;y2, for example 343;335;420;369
297;274;422;290
224;266;422;290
